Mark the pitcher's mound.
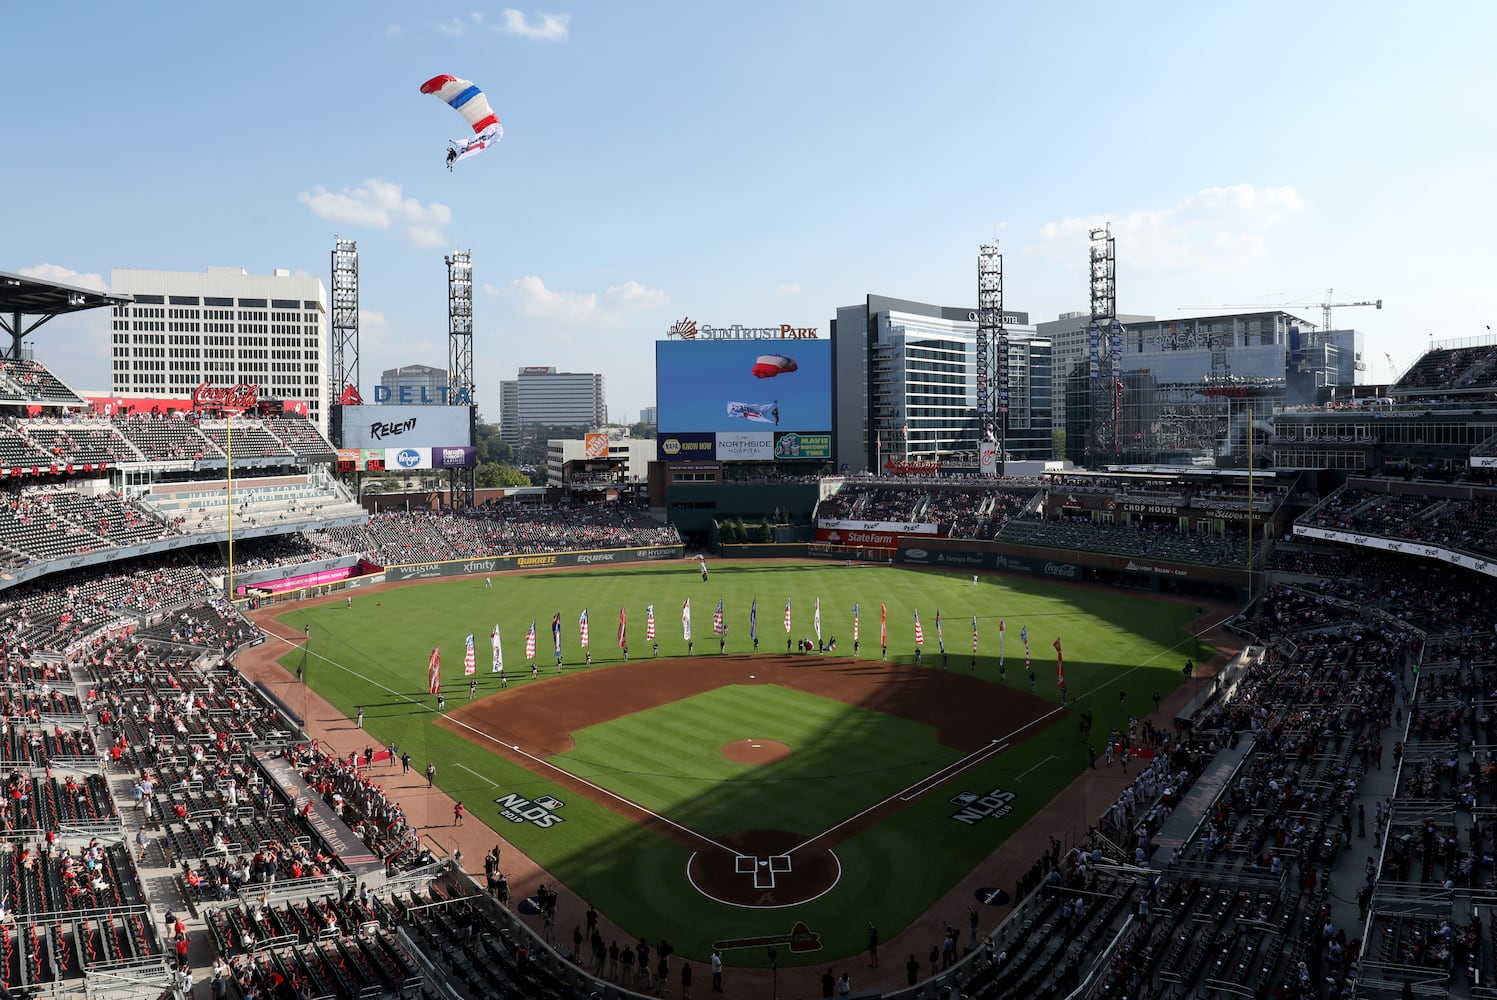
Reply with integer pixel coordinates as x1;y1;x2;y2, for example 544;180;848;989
722;739;791;764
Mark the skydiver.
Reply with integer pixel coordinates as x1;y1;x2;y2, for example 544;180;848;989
772;406;781;425
446;146;458;171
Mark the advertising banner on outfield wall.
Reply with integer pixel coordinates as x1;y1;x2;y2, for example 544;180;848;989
658;432;716;462
434;446;477;468
715;431;775;461
818;519;941;536
384;545;685;582
773;432;831;460
815;528;900;548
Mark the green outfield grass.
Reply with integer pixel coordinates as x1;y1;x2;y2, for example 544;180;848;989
273;559;1210;964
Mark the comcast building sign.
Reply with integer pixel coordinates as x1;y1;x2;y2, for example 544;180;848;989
667;317;819;340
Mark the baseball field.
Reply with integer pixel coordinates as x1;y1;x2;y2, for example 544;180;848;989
272;559;1206;967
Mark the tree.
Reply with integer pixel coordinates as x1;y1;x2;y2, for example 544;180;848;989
1051;428;1067;459
627;421;656;440
474;421;515;466
478;462;530;488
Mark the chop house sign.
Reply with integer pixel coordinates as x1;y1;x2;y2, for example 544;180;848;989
192;382;260;413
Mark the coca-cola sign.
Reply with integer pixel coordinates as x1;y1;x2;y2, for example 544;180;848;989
192;382;259;411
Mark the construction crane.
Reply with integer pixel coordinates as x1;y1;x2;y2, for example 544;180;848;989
1179;289;1382;330
1384;352;1399;380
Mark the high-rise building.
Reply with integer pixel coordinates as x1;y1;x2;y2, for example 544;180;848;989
831;295;1046;473
110;266;328;433
497;366;606;446
639;406;657;426
379;364;448;404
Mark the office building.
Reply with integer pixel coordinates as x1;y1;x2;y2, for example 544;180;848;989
639;406;657;427
497;366;606;446
110;266;328;433
379;364;448;404
831;294;1046;473
1035;311;1156;430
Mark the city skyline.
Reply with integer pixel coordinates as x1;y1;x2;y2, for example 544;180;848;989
2;2;1491;423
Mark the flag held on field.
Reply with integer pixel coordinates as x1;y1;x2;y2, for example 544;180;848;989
1054;636;1065;687
491;625;503;672
880;603;888;647
617;607;627;648
935;608;944;653
713;599;724;635
1020;625;1029;655
647;604;657;641
427;646;441;694
681;600;690;641
750;598;758;643
552;613;562;658
579;609;590;647
998;618;1006;665
972;614;979;653
852;603;860;645
813;598;821;641
463;633;476;676
783;598;792;634
525;621;537;660
913;610;924;646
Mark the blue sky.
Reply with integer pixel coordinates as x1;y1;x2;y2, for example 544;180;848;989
2;2;1492;423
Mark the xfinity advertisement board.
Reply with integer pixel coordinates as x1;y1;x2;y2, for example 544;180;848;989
339;405;473;451
656;339;831;441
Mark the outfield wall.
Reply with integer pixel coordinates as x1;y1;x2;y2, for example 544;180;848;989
383;545;685;582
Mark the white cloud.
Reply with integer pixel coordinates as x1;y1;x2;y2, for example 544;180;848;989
501;9;571;41
435;12;484;36
18;264;107;292
384;23;402;38
512;275;599;323
1037;183;1305;275
606;280;668;309
506;275;667;325
297;180;452;246
775;283;801;296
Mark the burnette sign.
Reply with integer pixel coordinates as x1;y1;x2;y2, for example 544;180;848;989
667;317;819;340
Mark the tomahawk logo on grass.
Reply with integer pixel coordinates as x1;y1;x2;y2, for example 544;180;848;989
495;791;567;828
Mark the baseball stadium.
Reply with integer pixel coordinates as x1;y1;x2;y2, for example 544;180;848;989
0;268;1492;1000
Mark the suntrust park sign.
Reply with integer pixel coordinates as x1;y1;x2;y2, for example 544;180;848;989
667;317;818;340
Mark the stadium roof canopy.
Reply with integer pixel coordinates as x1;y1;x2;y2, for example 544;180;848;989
0;269;132;359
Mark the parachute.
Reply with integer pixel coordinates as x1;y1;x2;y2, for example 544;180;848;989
421;74;504;170
751;354;798;379
726;401;779;425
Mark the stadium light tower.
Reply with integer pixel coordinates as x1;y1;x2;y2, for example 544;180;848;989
329;238;360;446
445;251;476;510
977;243;1006;476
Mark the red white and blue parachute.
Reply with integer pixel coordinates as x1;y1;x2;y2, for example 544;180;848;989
421;74;504;168
751;354;798;379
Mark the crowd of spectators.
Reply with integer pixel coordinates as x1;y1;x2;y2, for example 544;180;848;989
997;514;1250;566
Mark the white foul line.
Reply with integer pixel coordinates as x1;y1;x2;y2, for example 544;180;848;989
1016;754;1057;781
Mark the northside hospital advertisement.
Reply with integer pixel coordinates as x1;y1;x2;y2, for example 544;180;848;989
656;336;832;462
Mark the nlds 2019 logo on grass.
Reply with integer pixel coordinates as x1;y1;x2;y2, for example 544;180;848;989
949;787;1016;825
495;791;567;829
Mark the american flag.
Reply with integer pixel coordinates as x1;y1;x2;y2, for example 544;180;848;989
914;610;924;646
427;646;441;694
783;598;792;633
852;603;859;644
524;621;536;660
463;634;476;676
712;600;724;635
647;604;657;641
617;607;627;648
578;609;590;647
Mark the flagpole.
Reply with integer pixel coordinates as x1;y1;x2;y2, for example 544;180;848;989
226;414;235;601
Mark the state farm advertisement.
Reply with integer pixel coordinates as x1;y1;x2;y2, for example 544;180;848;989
815;527;901;548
